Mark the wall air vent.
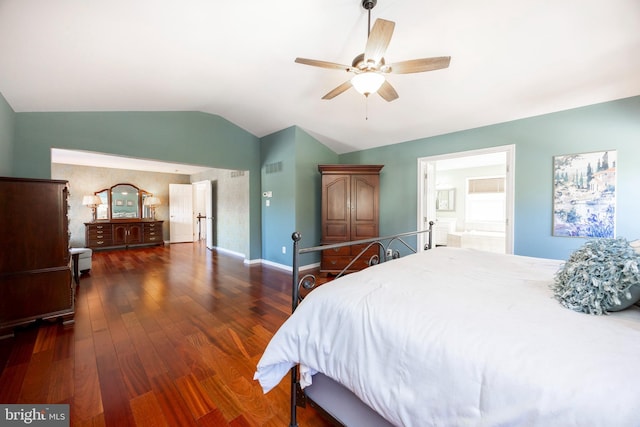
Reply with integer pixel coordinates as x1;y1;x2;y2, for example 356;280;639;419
265;161;283;174
230;170;245;178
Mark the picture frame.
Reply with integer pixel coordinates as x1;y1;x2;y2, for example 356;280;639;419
553;150;616;238
436;189;455;211
126;200;134;206
115;199;124;206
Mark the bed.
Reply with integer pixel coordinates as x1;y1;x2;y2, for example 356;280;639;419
254;229;640;426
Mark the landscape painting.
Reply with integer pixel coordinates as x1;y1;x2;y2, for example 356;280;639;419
553;150;616;238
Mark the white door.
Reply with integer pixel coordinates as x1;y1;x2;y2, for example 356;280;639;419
169;183;194;243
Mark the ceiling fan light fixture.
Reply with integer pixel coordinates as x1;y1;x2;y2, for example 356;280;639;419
351;72;385;96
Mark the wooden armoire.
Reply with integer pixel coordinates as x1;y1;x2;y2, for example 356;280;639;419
318;164;383;274
0;177;75;338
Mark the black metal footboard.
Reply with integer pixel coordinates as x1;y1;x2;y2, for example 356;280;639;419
287;223;433;427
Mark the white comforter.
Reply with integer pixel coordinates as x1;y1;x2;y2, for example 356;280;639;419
254;247;640;426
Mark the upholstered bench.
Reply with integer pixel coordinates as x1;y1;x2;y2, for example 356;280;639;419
69;247;92;284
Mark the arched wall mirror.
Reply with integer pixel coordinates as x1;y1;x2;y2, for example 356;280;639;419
94;183;152;220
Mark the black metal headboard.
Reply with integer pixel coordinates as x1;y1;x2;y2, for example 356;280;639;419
290;222;434;313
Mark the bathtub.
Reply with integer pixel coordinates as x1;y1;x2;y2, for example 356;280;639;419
447;230;505;253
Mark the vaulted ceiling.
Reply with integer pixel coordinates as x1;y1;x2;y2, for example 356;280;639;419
1;0;639;154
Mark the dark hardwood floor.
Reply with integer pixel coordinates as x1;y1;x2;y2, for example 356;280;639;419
0;243;331;426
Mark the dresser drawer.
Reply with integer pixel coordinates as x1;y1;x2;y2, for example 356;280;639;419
321;254;373;272
321;255;353;271
321;245;351;256
87;237;113;247
87;228;112;238
351;244;379;257
87;224;110;232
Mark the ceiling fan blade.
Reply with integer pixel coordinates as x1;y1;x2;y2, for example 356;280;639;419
322;81;353;100
364;19;395;65
377;80;398;102
389;56;451;74
295;57;350;71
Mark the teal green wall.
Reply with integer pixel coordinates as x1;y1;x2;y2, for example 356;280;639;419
13;111;263;259
0;92;15;176
261;127;297;265
294;127;339;265
341;96;640;260
260;126;338;266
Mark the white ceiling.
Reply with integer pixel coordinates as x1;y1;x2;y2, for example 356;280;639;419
1;0;639;155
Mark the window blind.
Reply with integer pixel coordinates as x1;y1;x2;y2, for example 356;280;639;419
468;177;505;194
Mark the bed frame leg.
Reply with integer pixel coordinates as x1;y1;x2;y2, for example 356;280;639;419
289;366;298;427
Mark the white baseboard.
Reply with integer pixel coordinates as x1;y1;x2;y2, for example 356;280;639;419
200;244;319;272
213;246;246;259
246;259;320;272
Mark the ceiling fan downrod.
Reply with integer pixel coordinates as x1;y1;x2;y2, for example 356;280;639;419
362;0;377;37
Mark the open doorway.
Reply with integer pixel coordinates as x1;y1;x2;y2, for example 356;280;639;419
417;145;515;254
192;180;214;249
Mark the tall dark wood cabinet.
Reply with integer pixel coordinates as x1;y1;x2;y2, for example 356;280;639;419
319;164;383;274
0;177;74;338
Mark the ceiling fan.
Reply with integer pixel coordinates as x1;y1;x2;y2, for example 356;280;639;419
295;0;451;102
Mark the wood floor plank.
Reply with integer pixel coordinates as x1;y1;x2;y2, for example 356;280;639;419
73;337;103;422
18;348;54;403
47;356;74;403
118;352;152;399
196;407;230;427
96;363;135;426
129;391;170;427
150;372;198;427
174;373;218;419
0;244;333;426
199;374;244;421
0;363;29;402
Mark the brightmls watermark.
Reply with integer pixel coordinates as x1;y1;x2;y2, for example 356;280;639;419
0;405;69;426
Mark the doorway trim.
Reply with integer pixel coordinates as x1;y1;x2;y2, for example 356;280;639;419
417;144;515;253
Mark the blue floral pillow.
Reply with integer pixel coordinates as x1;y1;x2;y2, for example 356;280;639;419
552;238;640;315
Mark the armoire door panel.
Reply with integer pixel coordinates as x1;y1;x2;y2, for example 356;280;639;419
325;224;349;241
352;224;377;240
324;176;350;222
352;175;378;222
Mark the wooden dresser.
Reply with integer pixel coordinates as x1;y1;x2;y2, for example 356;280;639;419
319;164;383;274
0;177;75;338
85;220;163;250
